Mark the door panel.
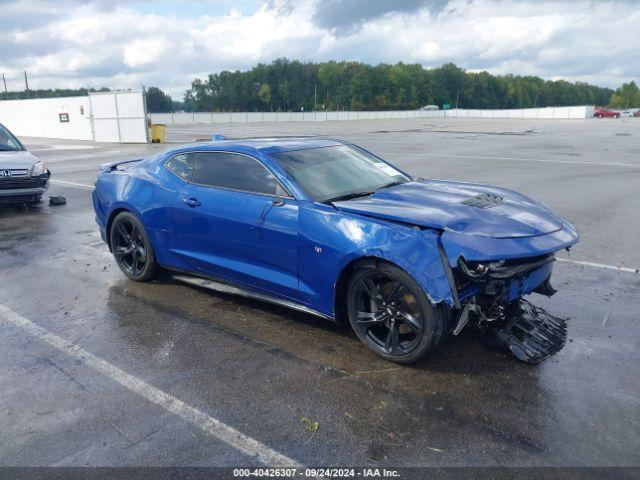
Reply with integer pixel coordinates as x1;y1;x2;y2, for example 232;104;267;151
173;184;259;271
254;199;299;295
167;151;300;300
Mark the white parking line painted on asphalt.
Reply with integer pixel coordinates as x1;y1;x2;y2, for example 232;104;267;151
381;152;640;168
557;257;639;274
0;303;300;467
50;179;94;190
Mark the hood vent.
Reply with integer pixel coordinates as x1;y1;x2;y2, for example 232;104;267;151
461;192;504;209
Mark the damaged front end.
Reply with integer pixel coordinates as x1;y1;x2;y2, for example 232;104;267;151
449;254;568;363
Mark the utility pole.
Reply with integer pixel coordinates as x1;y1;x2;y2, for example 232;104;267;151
455;90;460;109
24;70;29;97
314;84;317;111
2;73;7;99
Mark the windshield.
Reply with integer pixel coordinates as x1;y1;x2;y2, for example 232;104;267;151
270;144;409;202
0;124;24;151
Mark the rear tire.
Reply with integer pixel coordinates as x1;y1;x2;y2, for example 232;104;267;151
109;211;158;281
346;262;446;364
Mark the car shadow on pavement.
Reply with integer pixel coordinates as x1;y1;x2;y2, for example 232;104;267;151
106;275;531;381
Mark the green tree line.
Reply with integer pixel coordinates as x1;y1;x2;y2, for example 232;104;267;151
180;59;619;112
145;86;174;113
2;61;635;112
608;81;640;109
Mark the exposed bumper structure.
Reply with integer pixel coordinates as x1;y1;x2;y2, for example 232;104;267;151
0;173;50;204
448;255;570;363
439;225;577;363
454;253;556;302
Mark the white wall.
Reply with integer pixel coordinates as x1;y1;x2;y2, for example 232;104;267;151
0;90;148;143
151;105;595;125
0;96;93;140
435;106;594;119
89;91;148;143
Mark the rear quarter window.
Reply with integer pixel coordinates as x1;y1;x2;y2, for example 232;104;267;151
166;153;195;181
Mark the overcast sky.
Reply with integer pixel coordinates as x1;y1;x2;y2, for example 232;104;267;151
1;0;638;99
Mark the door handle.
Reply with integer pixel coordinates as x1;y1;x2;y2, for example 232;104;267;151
182;197;201;207
255;199;285;230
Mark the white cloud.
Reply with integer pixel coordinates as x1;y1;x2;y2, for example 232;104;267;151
124;38;170;68
0;0;637;99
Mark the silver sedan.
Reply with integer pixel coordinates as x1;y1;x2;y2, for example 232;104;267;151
0;122;50;205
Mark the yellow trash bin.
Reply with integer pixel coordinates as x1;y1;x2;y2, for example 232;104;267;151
150;124;166;143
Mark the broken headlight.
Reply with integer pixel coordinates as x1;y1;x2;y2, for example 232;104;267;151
32;162;48;176
457;255;554;280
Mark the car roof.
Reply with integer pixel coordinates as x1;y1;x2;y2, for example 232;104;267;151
162;137;345;157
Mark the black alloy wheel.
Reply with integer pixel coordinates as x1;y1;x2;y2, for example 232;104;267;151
347;262;446;364
110;211;158;281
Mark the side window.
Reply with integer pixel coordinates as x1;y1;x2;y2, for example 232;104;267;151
166;153;195;181
192;152;287;196
0;124;23;151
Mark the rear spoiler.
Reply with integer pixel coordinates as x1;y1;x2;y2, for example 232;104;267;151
99;158;144;173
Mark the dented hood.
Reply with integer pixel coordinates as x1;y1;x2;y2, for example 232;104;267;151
332;179;565;238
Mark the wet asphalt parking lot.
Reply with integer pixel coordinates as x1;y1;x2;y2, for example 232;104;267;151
0;117;639;468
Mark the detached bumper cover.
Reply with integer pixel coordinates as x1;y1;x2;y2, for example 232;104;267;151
485;299;568;363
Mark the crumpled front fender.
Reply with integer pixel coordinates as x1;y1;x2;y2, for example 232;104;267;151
298;205;456;317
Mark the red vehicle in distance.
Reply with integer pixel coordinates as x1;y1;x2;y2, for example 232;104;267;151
594;108;620;118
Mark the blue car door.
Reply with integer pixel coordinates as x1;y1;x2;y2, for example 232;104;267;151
167;151;300;300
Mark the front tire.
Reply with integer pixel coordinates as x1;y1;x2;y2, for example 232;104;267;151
346;262;446;364
110;211;158;281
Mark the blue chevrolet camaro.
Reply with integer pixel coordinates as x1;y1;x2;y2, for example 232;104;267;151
93;138;578;364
